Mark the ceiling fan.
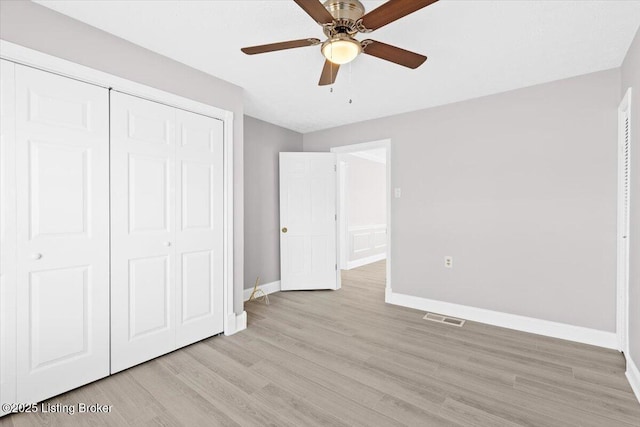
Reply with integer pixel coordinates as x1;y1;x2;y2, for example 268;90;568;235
241;0;438;86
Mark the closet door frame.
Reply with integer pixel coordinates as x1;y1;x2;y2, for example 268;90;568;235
0;40;243;339
0;59;17;417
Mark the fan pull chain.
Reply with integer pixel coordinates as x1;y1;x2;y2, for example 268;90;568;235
348;62;353;104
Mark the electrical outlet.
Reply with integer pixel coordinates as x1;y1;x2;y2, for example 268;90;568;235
444;256;453;268
394;188;401;198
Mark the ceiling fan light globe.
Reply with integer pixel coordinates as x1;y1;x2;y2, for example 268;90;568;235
322;38;361;65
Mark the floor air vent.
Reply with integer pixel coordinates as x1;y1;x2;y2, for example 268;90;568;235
423;312;465;327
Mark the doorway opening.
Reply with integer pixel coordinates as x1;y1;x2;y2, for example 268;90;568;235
332;140;391;297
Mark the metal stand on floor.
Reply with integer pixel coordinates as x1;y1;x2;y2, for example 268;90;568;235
248;276;269;305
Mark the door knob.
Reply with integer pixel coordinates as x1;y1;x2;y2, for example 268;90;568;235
282;227;288;233
31;253;42;260
164;241;172;247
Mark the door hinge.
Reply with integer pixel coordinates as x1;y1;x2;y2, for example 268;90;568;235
334;164;337;171
335;213;337;220
335;263;337;270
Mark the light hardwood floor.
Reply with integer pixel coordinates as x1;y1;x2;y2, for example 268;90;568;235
2;260;639;426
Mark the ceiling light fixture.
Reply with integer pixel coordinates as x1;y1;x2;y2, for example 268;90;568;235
241;0;433;86
321;34;361;65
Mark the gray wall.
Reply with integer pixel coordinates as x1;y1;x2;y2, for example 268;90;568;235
0;0;246;313
345;154;386;226
244;116;303;289
305;69;620;332
621;27;640;365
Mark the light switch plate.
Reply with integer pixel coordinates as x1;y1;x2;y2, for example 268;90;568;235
394;188;401;198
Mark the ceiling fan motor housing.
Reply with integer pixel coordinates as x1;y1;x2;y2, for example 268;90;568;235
323;0;365;34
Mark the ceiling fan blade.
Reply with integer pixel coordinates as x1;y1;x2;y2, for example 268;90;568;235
362;40;427;69
241;38;321;55
318;60;340;86
293;0;335;25
359;0;439;31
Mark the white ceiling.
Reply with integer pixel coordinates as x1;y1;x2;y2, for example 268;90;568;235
35;0;640;133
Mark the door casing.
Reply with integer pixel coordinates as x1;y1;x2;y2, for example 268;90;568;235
617;88;632;354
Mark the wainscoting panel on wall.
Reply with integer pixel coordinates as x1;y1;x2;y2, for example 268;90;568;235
347;224;386;269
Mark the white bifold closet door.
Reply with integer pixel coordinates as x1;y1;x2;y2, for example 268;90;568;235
174;109;224;348
110;92;223;373
5;62;111;404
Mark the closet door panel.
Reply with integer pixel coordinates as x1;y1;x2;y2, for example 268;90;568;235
110;92;176;373
175;110;224;347
28;267;89;366
14;65;110;403
29;141;88;238
128;255;171;338
0;59;17;413
129;154;171;233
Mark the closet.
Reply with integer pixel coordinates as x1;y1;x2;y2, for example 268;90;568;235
0;59;226;410
110;92;224;373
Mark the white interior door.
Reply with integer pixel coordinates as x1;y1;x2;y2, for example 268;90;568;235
279;153;337;290
14;64;110;403
110;92;177;373
0;59;17;413
175;109;224;347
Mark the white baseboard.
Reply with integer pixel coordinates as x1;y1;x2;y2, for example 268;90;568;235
345;253;386;270
224;311;247;336
243;280;281;301
385;290;618;350
627;355;640;404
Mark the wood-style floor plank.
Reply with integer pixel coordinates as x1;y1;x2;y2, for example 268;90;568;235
2;260;638;426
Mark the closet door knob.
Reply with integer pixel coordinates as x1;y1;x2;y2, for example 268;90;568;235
31;253;43;260
164;241;172;247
